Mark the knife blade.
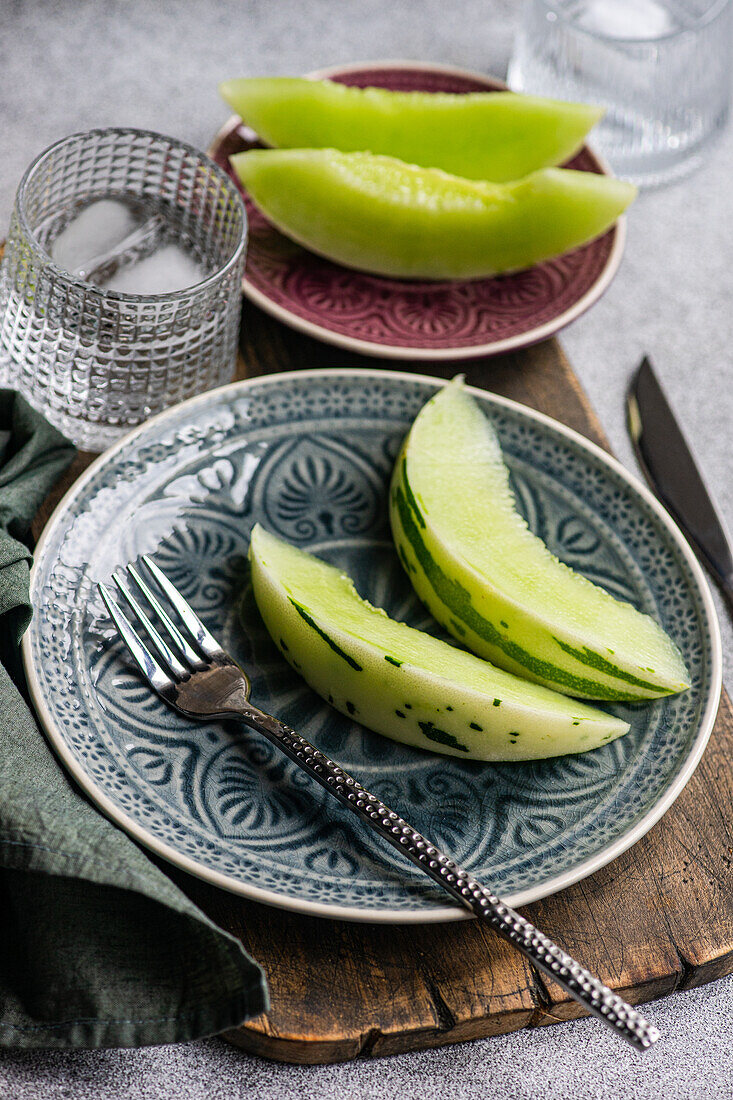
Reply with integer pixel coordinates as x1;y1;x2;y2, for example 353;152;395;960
627;356;733;608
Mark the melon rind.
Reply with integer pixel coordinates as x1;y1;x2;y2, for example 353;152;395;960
389;381;690;701
248;525;629;762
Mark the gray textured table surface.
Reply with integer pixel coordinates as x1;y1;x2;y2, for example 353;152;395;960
1;1;732;1097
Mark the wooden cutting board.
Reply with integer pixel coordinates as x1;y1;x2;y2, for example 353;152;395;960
33;299;733;1065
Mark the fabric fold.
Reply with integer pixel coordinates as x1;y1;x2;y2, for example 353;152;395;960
0;392;267;1049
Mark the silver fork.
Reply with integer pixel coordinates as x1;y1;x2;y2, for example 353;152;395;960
99;556;660;1051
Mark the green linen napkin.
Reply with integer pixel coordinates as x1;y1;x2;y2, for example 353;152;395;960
0;391;268;1048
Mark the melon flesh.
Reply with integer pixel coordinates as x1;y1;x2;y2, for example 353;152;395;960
248;525;629;762
230;149;636;280
389;380;690;701
220;76;603;182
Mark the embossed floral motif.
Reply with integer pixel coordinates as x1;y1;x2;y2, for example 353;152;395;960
276;454;367;534
200;738;321;839
555;515;602;556
284;268;375;318
304;828;362;879
256;435;384;541
152;524;249;611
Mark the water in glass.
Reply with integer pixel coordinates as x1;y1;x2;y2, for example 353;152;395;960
0;129;246;450
508;0;733;186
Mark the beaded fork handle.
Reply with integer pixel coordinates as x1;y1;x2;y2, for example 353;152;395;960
237;701;660;1051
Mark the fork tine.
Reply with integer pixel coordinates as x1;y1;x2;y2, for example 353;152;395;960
140;555;224;659
127;563;205;668
112;572;189;679
98;583;173;693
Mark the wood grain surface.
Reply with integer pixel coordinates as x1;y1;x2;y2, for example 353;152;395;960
31;298;733;1065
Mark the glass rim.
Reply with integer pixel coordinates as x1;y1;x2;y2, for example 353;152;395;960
14;125;247;303
533;0;733;45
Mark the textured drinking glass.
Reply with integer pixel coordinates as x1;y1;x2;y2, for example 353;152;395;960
0;128;247;449
508;0;733;186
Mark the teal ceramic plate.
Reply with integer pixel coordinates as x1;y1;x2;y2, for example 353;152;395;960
24;370;721;923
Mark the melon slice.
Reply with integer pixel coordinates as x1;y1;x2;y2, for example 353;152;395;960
389;380;690;701
231;149;635;280
220;76;603;182
248;525;629;762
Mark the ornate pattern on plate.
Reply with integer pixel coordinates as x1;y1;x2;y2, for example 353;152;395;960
211;65;617;354
28;373;714;915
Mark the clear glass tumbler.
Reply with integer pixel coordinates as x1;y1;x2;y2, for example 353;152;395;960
0;128;247;450
508;0;733;186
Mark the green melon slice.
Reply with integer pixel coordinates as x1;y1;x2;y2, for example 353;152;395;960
248;525;629;762
220;76;603;183
230;149;636;280
389;380;690;701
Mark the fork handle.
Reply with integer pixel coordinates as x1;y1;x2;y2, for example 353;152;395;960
235;703;660;1051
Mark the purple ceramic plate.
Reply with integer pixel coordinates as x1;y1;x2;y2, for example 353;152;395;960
209;60;626;361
